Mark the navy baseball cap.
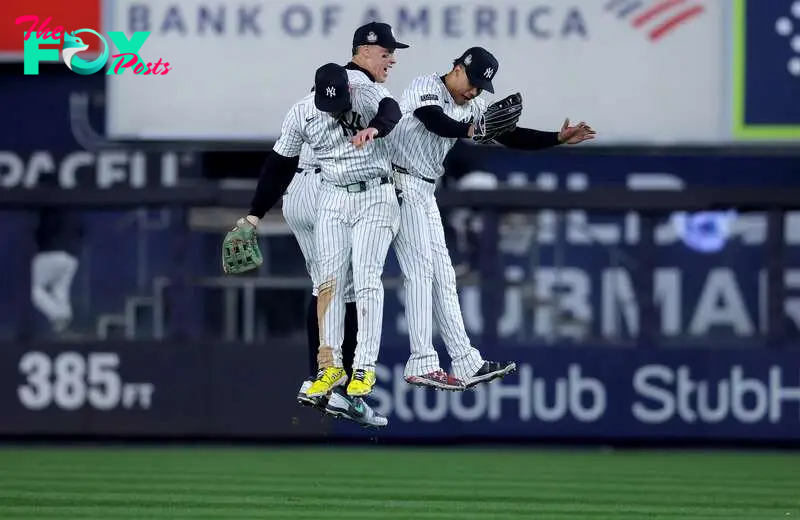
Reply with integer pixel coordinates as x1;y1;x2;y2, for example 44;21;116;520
454;47;498;93
314;63;351;113
352;22;409;50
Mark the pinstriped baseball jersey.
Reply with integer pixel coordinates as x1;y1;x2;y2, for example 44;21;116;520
388;74;487;181
296;69;373;170
274;83;393;186
283;69;382;301
275;72;399;376
388;73;487;380
296;138;318;170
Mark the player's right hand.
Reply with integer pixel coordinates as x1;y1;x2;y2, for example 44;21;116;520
558;118;596;144
351;127;379;148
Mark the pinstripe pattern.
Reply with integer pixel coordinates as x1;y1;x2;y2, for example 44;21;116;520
392;174;436;374
273;84;393;186
427;194;483;379
389;74;487;379
274;80;399;371
282;169;320;292
393;174;483;379
281;169;353;302
282;69;374;300
316;181;399;370
389;74;486;181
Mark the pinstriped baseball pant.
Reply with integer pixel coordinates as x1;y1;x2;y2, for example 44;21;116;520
392;173;484;380
315;179;400;372
281;169;355;302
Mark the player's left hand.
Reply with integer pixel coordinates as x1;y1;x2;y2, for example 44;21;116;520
558;118;596;145
351;127;379;148
221;217;263;275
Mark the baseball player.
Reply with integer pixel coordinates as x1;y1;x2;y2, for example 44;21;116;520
242;63;402;404
285;22;409;426
388;47;596;390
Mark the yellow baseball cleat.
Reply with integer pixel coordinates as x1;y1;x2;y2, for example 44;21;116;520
346;369;376;396
306;367;347;398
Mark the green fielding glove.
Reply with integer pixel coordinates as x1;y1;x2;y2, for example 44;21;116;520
222;217;263;274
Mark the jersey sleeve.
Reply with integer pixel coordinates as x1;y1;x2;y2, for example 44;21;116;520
346;69;371;85
352;83;388;123
272;104;305;158
403;75;444;111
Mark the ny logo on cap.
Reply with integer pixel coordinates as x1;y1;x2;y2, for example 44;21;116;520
483;67;494;79
326;86;336;98
367;31;377;43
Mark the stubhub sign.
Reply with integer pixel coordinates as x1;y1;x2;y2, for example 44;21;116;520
1;341;797;441
332;346;800;439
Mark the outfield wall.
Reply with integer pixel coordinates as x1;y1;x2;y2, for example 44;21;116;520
2;341;799;444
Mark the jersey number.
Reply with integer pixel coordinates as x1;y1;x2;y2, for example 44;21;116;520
337;112;365;138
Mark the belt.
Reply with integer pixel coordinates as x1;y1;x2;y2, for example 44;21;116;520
391;163;435;184
335;177;393;193
296;166;321;174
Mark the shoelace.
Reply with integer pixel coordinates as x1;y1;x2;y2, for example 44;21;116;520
353;369;367;382
317;368;340;384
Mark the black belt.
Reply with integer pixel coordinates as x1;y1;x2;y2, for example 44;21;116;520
296;167;321;174
336;176;393;193
391;163;435;184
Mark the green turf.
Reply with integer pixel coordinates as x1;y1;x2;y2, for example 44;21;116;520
0;447;798;519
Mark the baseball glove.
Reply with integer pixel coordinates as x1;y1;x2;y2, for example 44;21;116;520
222;217;263;275
472;92;523;144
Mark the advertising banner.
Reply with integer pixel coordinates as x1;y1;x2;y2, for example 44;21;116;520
335;344;800;440
376;150;800;345
2;341;799;442
0;342;329;438
733;0;800;139
104;0;726;143
0;149;199;189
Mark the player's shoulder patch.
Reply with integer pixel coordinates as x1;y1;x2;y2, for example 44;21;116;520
407;74;443;105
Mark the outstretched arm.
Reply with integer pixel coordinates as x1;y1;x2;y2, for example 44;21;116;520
246;105;305;224
493;118;595;150
247;151;300;223
414;106;472;138
223;104;304;275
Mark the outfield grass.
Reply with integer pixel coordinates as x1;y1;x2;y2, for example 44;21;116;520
0;446;798;519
